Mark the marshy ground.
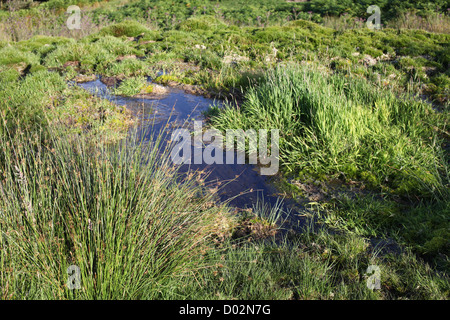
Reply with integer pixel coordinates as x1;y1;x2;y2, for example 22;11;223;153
0;0;448;300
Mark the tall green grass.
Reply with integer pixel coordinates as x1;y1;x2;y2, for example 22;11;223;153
209;64;448;198
0;123;231;299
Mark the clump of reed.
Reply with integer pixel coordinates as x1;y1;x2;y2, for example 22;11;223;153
0;122;232;299
208;64;449;198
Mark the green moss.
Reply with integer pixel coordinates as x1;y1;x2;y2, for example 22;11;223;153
342;163;358;178
143;84;153;93
0;69;67;133
331;58;352;73
44;40;102;72
422;234;449;255
359;171;379;188
431;74;450;88
153;74;181;85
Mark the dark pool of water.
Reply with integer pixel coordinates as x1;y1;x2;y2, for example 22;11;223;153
78;79;307;230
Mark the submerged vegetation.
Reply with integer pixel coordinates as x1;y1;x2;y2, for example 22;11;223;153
0;0;449;300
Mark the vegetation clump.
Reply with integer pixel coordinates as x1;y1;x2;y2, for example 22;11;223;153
209;65;448;196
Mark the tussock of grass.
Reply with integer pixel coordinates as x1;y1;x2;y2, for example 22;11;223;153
113;76;147;96
0;124;233;299
99;58;149;78
252;195;288;228
208;65;448;197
